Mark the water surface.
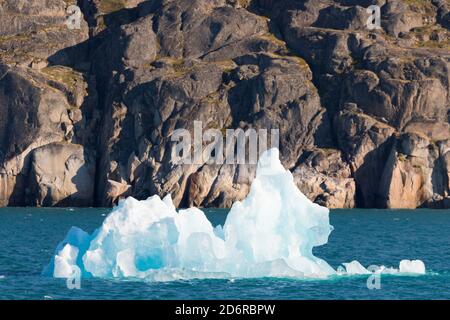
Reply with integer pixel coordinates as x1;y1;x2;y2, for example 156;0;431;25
0;208;449;299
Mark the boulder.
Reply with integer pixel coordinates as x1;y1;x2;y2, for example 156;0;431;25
293;149;356;208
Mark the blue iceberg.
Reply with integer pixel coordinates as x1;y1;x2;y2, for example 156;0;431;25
44;149;425;281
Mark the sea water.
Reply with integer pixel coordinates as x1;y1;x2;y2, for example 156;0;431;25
1;149;449;299
0;207;449;299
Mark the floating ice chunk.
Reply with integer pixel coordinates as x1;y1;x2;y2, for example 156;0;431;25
53;244;79;278
376;266;399;275
44;148;426;281
399;260;426;274
45;149;336;280
43;226;90;277
339;260;426;276
342;261;371;275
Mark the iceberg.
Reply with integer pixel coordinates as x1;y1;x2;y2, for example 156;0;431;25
341;261;371;275
338;260;425;276
44;149;425;281
399;260;426;274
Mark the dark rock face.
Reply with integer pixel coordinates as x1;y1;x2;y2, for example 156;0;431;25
0;0;449;209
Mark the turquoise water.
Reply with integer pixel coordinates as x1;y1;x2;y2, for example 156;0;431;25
0;208;449;300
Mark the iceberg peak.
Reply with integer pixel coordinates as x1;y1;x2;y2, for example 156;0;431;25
256;148;286;176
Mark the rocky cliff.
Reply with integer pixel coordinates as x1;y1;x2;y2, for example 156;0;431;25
0;0;449;209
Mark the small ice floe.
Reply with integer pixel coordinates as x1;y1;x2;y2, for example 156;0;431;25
341;261;371;275
338;260;426;276
399;260;426;274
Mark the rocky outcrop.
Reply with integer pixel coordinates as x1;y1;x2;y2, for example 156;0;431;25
334;105;396;207
379;132;450;208
0;63;85;206
28;143;95;207
0;0;89;68
0;0;449;208
257;0;450;208
293;148;355;208
0;8;97;207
